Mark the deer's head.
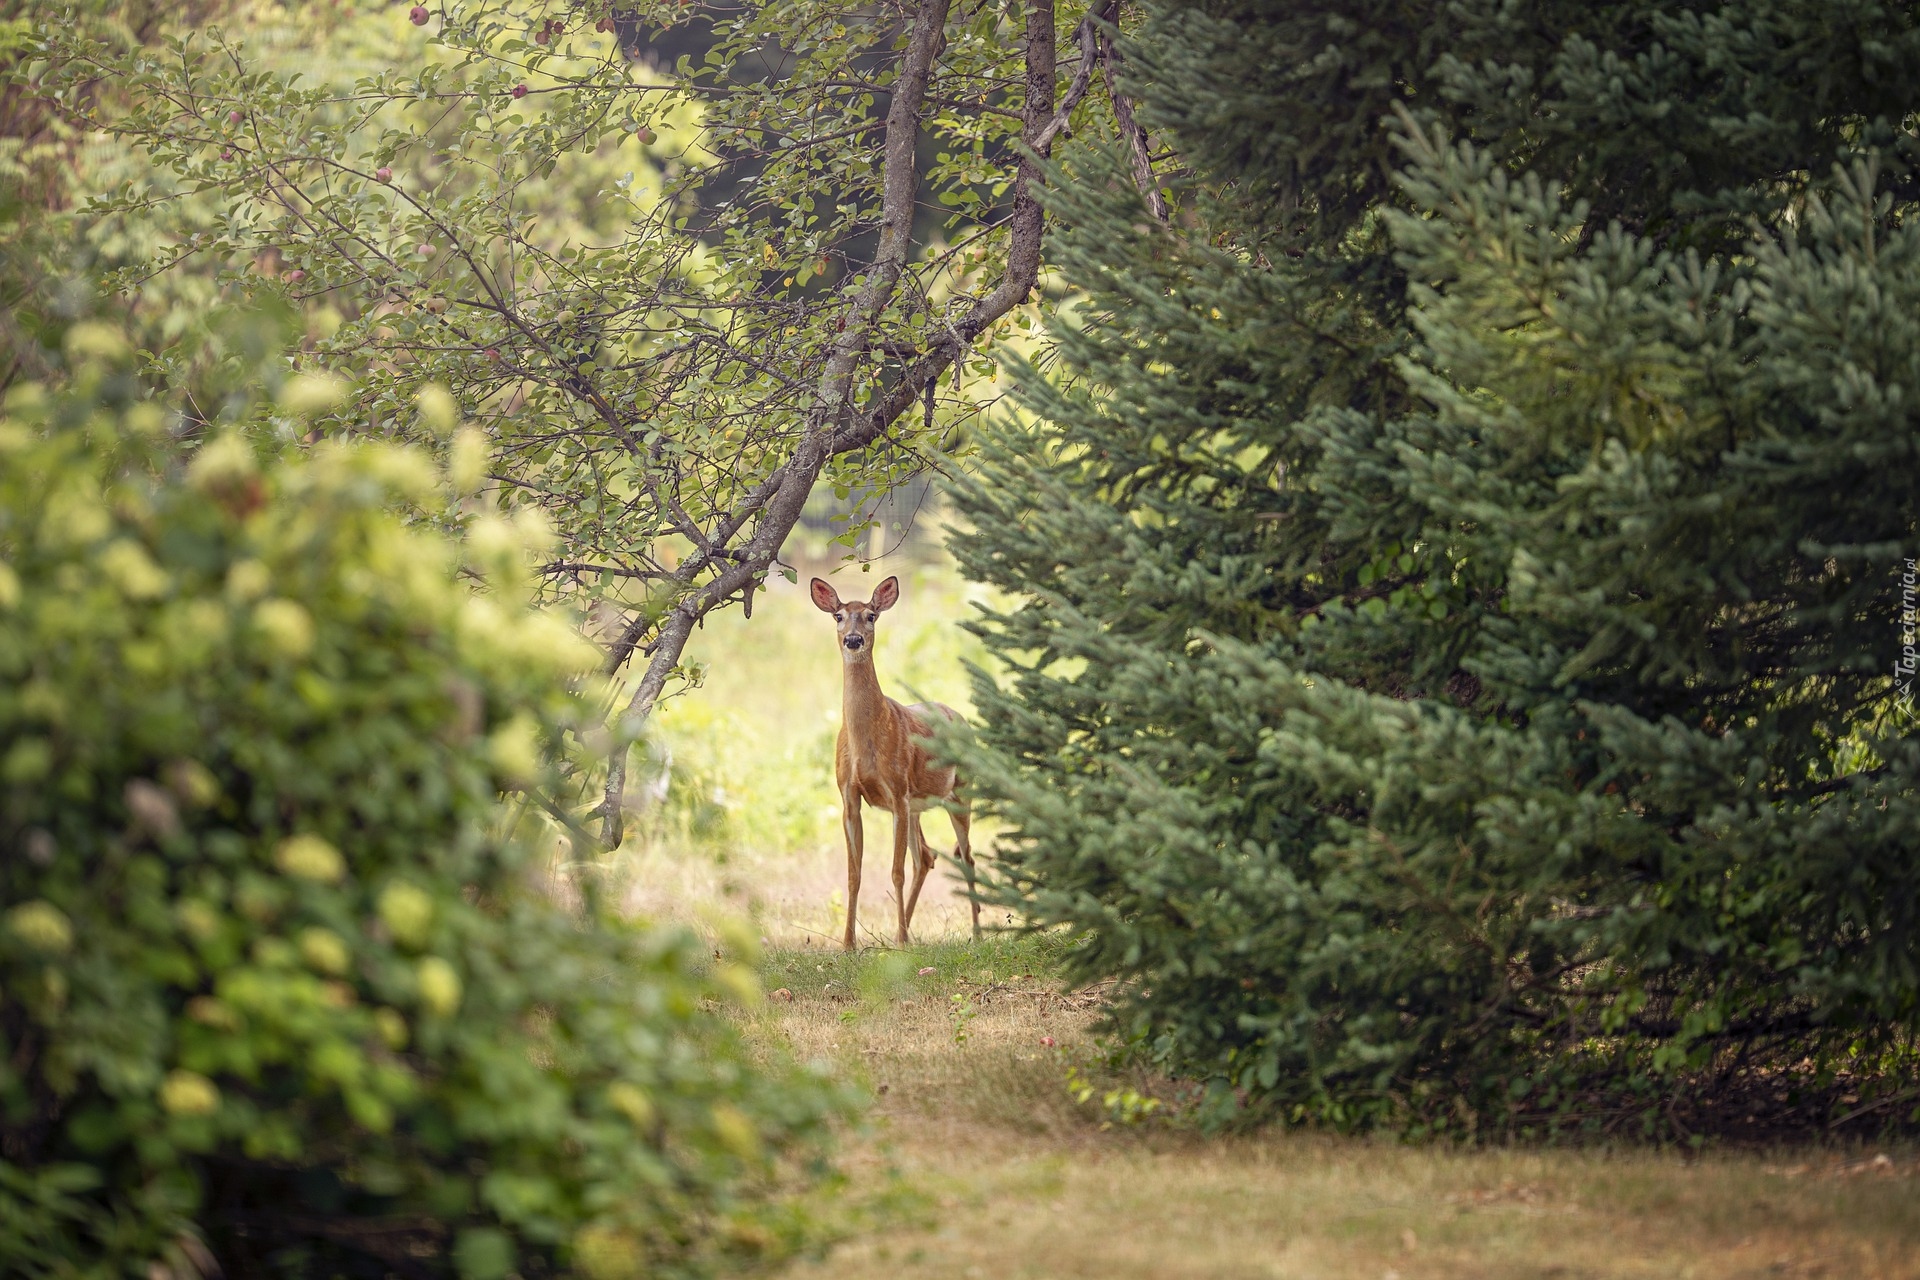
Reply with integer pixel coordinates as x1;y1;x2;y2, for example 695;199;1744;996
810;575;898;663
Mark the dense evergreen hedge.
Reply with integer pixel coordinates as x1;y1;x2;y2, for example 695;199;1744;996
950;0;1920;1133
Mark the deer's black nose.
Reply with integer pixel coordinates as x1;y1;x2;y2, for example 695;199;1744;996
844;635;864;651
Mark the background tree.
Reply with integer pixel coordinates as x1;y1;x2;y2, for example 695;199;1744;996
950;0;1920;1133
33;0;1169;846
1;0;259;389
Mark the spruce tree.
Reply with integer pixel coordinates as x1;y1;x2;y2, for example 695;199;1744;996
949;0;1920;1132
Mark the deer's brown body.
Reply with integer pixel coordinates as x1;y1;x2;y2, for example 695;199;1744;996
812;575;977;948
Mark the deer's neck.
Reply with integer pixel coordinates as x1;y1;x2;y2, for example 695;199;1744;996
841;656;891;748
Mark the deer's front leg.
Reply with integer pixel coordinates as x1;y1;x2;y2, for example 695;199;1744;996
841;789;864;951
891;801;912;946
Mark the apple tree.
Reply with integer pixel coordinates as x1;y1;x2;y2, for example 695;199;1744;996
33;0;1169;843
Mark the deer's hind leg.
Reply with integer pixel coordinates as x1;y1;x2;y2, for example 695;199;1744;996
903;812;935;937
951;803;979;941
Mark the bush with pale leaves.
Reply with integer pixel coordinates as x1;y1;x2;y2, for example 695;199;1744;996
0;348;852;1277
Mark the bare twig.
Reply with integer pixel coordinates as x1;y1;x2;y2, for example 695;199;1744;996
1828;1085;1920;1130
1029;6;1098;155
1093;0;1167;221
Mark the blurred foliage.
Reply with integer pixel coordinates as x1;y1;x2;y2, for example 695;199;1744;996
0;1;242;211
0;316;855;1276
26;0;1104;656
0;0;288;414
951;0;1920;1136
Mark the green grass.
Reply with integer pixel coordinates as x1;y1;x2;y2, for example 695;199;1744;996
758;933;1074;1002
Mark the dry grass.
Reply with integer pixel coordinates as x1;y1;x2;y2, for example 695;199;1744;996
616;546;1919;1278
742;940;1920;1280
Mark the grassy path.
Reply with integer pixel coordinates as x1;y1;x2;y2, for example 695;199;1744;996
652;559;1917;1274
745;940;1920;1280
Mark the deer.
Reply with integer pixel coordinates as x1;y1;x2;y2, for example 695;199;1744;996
810;574;978;949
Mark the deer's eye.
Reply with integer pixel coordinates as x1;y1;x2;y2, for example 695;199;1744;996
834;613;843;622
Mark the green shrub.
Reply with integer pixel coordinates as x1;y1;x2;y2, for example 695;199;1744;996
0;342;852;1276
949;0;1920;1134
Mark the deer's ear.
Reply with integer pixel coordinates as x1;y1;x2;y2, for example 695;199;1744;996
809;578;841;613
870;575;900;612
